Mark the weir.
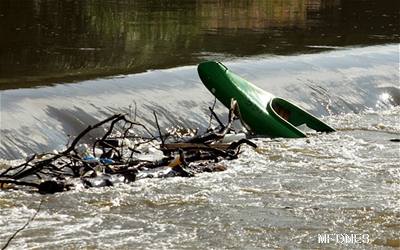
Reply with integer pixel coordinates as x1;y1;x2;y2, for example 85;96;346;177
0;44;398;159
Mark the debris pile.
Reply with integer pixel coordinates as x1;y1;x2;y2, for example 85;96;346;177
0;103;256;194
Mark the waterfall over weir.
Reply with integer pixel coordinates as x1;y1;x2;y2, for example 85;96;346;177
0;44;398;159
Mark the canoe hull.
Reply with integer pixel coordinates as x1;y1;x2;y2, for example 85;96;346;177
197;61;335;138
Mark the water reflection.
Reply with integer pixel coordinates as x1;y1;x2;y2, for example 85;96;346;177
0;0;398;89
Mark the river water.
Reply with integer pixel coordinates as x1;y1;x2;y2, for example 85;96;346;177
0;107;399;249
0;0;399;249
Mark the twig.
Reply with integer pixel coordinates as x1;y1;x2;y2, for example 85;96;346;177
65;114;124;155
121;116;154;139
0;154;36;177
227;139;257;150
1;199;44;250
153;111;164;146
209;107;224;130
12;114;123;180
207;97;218;130
133;100;137;122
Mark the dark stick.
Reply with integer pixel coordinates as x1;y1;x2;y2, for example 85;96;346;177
207;97;217;129
12;114;123;180
227;139;257;150
209;107;225;129
1;199;43;250
217;98;237;135
188;101;237;144
94;115;126;157
66;114;123;155
153;111;164;146
133;100;137;122
99;115;125;143
0;154;36;177
3;164;30;179
121;116;155;139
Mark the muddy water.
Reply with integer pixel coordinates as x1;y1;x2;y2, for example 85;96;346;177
0;107;399;249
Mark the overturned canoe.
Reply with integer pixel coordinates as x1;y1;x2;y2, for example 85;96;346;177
197;61;335;138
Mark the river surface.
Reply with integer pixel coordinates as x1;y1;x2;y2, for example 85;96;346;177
0;0;399;249
0;107;399;249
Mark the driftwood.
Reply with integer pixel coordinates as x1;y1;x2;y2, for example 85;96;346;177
0;99;256;194
162;143;231;151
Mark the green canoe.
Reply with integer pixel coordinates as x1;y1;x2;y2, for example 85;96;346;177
197;61;335;138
